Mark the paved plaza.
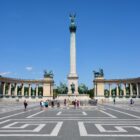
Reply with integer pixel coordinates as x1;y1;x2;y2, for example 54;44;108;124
0;101;140;140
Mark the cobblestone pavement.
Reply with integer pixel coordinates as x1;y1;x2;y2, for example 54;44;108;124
0;101;140;140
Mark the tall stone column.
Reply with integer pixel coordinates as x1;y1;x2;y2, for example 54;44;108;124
109;84;112;96
21;84;24;96
14;83;17;96
116;84;119;97
136;83;139;97
67;14;79;95
29;84;31;97
130;83;133;97
123;83;126;97
36;84;38;96
3;83;5;95
8;83;11;96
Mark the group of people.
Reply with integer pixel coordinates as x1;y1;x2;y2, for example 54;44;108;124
39;99;60;109
64;98;80;108
73;99;80;108
113;98;135;105
40;100;49;109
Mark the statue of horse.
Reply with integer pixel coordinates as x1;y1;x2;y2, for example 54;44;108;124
93;68;104;78
44;70;54;78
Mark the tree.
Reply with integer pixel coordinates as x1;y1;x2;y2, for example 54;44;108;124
57;82;68;94
78;83;88;94
38;86;43;96
104;89;109;97
111;88;116;97
87;89;94;98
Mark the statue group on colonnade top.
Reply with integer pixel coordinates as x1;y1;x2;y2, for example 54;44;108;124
93;68;104;78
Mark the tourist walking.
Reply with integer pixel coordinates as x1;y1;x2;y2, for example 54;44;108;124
130;98;134;105
51;100;54;108
44;100;49;110
23;100;28;111
64;99;66;106
57;100;60;108
77;100;80;108
40;100;44;110
113;98;116;104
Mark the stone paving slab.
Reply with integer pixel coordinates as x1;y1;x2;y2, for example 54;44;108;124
0;103;140;140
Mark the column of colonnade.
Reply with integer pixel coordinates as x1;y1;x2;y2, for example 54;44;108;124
36;84;38;96
136;83;139;97
109;84;112;96
130;83;133;97
103;82;140;98
21;84;24;96
123;83;126;97
1;82;44;97
14;83;17;96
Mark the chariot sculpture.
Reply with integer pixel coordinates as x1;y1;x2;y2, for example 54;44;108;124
44;70;54;78
93;68;104;78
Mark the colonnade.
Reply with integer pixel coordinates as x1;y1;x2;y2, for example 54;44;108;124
94;77;140;98
0;77;54;98
105;83;140;97
1;83;42;97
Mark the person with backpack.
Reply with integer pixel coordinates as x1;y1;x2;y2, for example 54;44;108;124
44;100;48;109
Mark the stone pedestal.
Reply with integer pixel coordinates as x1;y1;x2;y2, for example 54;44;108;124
57;94;89;101
94;77;104;97
43;77;54;97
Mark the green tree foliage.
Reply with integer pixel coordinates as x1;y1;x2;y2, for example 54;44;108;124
104;89;109;97
11;84;15;95
38;86;43;96
111;88;116;97
126;86;130;97
78;83;88;94
24;87;29;96
57;82;68;94
87;89;94;98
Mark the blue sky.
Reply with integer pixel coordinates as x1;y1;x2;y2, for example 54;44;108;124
0;0;140;88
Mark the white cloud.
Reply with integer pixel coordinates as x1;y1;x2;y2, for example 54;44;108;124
0;72;12;76
25;67;33;71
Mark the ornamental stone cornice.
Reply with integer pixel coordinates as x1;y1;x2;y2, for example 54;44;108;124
0;76;54;84
93;77;140;84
